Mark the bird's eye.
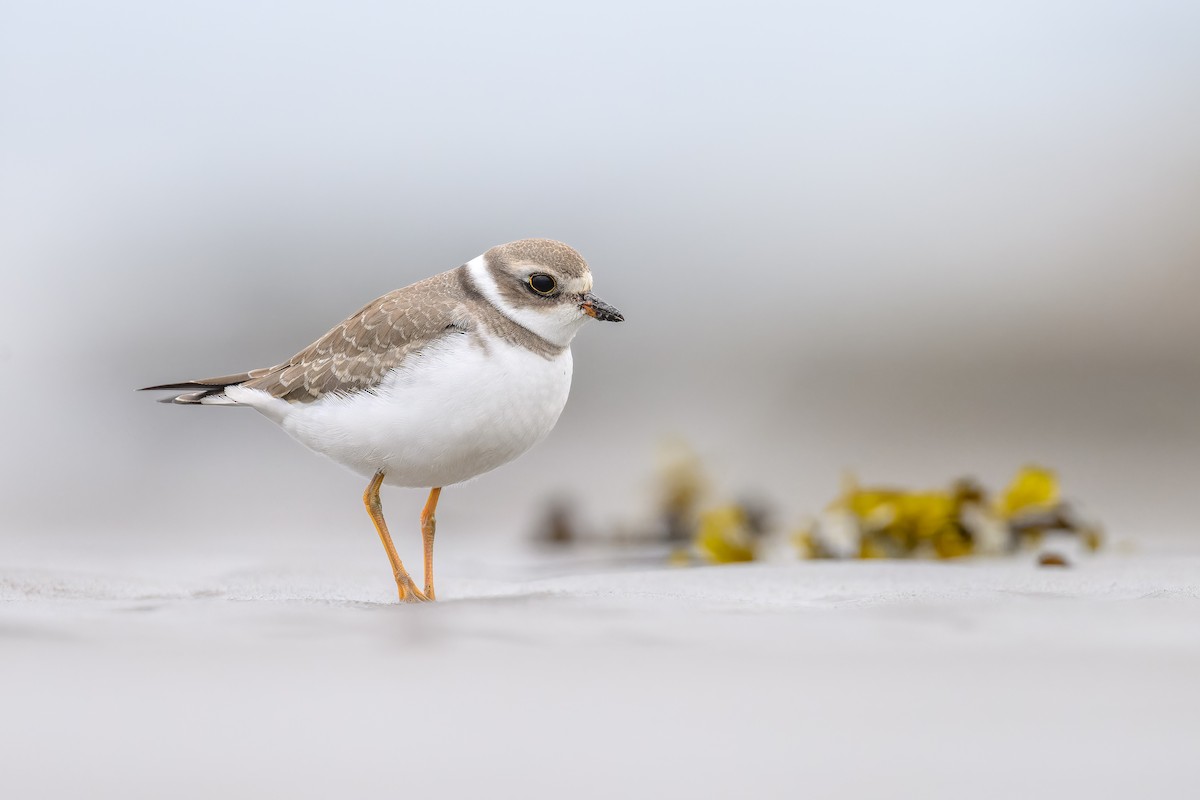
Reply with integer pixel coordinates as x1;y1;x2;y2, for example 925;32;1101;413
528;274;557;295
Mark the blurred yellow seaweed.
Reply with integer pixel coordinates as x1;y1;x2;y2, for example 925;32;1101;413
574;440;1102;568
998;466;1060;518
695;505;757;564
796;466;1099;562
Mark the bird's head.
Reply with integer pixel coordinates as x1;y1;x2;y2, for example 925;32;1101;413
467;238;624;346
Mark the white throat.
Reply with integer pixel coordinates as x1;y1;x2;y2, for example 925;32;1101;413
466;255;588;348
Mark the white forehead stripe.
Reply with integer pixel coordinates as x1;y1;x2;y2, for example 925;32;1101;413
563;275;593;294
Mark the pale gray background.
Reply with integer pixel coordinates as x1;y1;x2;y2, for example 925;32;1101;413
3;5;1200;799
2;0;1197;562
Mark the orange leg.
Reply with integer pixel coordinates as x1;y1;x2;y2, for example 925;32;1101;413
420;487;442;600
363;471;428;603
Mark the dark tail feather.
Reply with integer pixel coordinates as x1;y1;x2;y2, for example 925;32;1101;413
140;370;268;405
151;388;233;405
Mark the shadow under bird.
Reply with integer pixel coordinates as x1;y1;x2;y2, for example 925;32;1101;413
142;239;623;602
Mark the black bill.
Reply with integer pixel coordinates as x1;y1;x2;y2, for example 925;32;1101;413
580;293;624;322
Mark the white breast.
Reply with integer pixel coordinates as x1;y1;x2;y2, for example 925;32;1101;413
251;332;573;488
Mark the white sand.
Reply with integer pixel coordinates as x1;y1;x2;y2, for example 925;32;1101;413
2;548;1198;799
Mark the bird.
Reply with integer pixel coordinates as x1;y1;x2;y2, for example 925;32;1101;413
142;238;623;603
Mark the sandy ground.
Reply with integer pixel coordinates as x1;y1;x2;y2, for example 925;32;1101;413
2;545;1198;800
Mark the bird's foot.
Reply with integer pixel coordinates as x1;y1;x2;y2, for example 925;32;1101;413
396;577;432;603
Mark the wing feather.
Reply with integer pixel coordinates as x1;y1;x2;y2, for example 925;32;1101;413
240;270;471;403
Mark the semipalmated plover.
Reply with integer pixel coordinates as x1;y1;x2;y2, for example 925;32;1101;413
143;239;623;602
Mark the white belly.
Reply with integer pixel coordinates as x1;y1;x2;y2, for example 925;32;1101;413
253;334;573;487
